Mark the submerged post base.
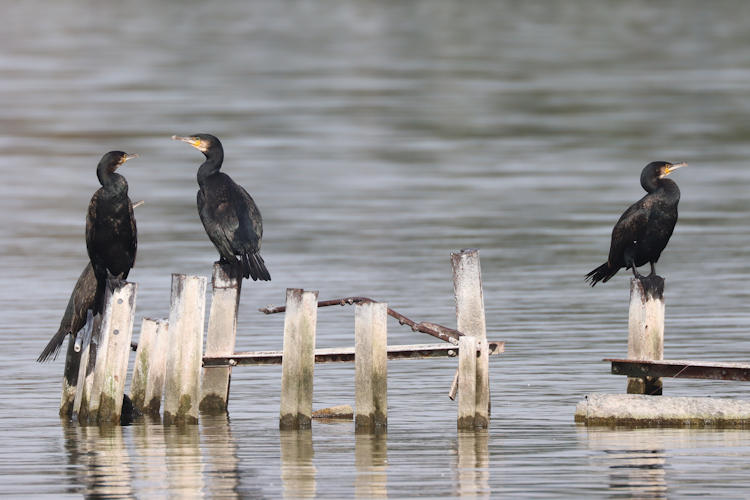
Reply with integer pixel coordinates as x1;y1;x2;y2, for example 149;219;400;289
575;393;750;428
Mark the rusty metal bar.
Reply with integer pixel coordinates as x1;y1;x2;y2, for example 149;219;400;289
203;341;504;367
259;296;462;345
606;358;750;382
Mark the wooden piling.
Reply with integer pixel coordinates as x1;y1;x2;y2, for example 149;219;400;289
131;318;169;416
86;282;138;425
457;336;478;430
164;274;207;425
72;313;100;422
60;331;82;418
355;302;388;431
451;248;490;428
200;263;242;414
627;276;665;395
280;289;319;430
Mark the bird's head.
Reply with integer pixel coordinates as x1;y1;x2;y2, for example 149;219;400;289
97;151;138;174
172;133;223;157
641;161;686;191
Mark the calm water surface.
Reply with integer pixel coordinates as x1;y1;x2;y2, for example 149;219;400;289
3;1;750;497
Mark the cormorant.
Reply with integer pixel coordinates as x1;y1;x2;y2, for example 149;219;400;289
38;201;143;362
37;263;96;362
585;161;686;286
86;151;138;313
172;134;271;281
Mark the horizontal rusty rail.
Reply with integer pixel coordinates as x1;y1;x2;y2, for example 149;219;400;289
204;341;504;367
260;296;463;345
605;358;750;382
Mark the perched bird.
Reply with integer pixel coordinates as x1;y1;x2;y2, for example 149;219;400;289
585;161;686;286
86;151;138;313
172;134;271;281
38;201;143;362
37;263;96;362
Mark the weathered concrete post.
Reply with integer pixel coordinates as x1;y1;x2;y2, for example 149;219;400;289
86;282;138;425
164;274;207;425
355;301;388;432
200;264;242;413
451;248;490;428
280;288;319;430
60;331;82;418
627;276;665;395
457;336;478;430
130;318;169;416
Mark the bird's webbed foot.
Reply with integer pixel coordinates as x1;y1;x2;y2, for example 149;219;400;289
630;266;644;280
215;258;240;280
106;275;127;291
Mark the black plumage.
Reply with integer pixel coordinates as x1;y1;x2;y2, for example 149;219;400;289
38;201;143;362
37;263;96;362
585;161;686;286
172;134;270;281
86;151;138;313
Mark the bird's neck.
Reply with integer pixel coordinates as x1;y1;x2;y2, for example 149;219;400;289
658;178;680;200
197;153;223;185
98;171;128;195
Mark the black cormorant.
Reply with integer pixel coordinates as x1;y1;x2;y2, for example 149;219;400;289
86;151;138;313
38;201;143;362
585;161;686;286
37;263;96;362
172;134;271;281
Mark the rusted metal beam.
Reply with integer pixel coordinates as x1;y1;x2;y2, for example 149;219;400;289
204;341;504;367
606;358;750;382
259;296;462;345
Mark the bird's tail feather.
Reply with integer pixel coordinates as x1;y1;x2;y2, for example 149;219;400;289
585;262;617;286
37;326;69;363
242;252;271;281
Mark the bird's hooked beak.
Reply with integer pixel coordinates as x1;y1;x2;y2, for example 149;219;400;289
664;162;687;176
172;135;205;152
119;153;138;167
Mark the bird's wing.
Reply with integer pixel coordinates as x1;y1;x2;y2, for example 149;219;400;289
608;198;649;267
197;188;236;260
127;198;137;267
230;182;262;252
85;191;98;261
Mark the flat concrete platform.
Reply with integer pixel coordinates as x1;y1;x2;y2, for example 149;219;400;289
575;393;750;428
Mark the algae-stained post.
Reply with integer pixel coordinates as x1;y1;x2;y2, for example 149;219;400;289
131;317;169;416
280;288;319;430
355;301;388;431
82;282;138;425
457;335;478;430
451;248;490;428
164;274;207;425
627;276;665;395
201;263;242;414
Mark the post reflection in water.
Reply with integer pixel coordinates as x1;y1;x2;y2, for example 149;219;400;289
132;418;169;497
280;429;316;499
580;428;669;499
63;423;135;498
454;430;490;498
355;431;388;499
62;415;247;498
163;423;205;496
200;415;242;498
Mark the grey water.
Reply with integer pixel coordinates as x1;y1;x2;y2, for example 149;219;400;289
3;0;750;497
